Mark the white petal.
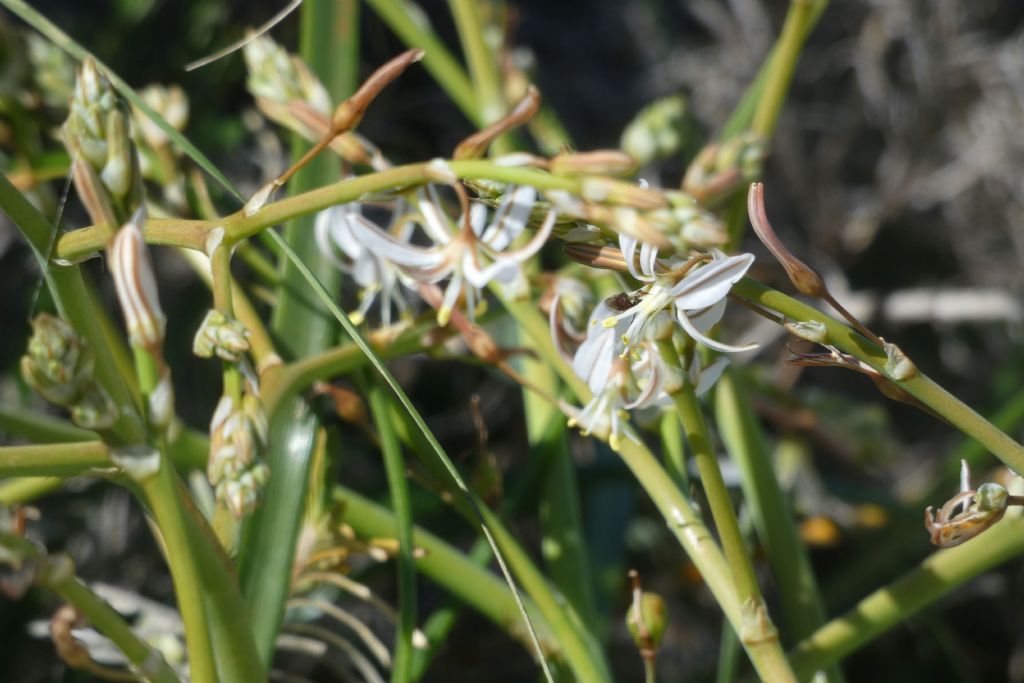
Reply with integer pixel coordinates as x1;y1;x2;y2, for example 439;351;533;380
695;357;729;396
416;186;454;245
670;253;754;310
688;298;727;335
482;186;535;250
676;309;758;353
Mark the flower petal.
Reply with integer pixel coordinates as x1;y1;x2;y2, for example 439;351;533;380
670;253;754;310
676;308;758;353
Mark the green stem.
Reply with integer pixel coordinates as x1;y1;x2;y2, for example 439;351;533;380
721;0;828;139
0;441;110;477
448;0;503;121
368;385;417;683
715;370;841;682
365;0;480;123
0;477;63;505
658;410;689;491
732;278;1024;475
138;460;217;683
54;160;587;261
0;406;96;443
750;0;822;139
788;515;1024;679
36;558;182;683
667;375;795;682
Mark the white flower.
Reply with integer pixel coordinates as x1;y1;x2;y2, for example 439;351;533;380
315;200;415;325
601;251;756;354
335;185;554;325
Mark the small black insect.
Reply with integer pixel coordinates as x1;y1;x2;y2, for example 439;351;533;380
605;292;643;311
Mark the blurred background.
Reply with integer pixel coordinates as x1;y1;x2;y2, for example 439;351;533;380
2;1;1024;681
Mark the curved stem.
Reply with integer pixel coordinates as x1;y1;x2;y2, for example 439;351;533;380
789;515;1024;679
732;278;1024;475
37;560;182;683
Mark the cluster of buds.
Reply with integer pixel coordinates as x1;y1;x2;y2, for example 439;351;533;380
683;132;766;205
208;394;270;518
132;84;189;210
243;33;331;128
550;180;728;254
20;314;117;430
192;310;251;363
25;34;74;109
242;33;381;170
620;94;689;166
62;58;143;229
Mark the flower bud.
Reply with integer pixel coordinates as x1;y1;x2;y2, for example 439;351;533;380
69;384;118;430
883;342;916;381
217;461;270;519
193;310;251;362
26;34;74;109
244;34;331;118
135;84;188;149
550;150;638;177
20;314;94;406
64;59;142;224
109;211;166;352
683;132;766;205
208;394;269;486
101;109;132;199
453;86;540;160
620;94;688;166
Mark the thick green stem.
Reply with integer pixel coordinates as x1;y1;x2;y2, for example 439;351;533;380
789;515;1024;679
668;378;796;683
715;370;840;682
732;278;1024;475
0;441;110;477
138;460;217;683
368;385;417;683
750;0;822;139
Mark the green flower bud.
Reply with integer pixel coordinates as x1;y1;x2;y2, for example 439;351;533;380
621;95;688;166
192;310;251;362
101;109;132;199
208;394;269;488
683;132;766;205
26;34;74;109
69;384;118;430
243;33;331;130
217;461;270;519
974;483;1009;513
20;314;94;406
135;84;188;149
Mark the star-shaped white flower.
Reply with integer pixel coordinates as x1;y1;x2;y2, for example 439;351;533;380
601;251;756;354
314;200;415;325
336;185;554;325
